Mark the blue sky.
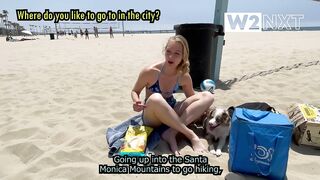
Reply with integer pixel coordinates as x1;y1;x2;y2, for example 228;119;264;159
1;0;320;31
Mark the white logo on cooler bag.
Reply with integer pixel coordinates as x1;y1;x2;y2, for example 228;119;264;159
250;144;274;166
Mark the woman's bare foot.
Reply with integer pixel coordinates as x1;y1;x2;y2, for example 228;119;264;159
190;137;206;153
161;128;180;155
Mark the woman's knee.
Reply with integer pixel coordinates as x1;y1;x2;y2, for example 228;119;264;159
200;91;215;103
146;93;165;105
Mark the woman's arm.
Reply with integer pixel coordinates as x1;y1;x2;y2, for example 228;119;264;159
180;73;195;98
131;67;150;112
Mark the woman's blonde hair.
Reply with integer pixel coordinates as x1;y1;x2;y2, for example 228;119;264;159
164;35;190;74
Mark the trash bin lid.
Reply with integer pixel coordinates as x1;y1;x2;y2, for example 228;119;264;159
174;23;224;35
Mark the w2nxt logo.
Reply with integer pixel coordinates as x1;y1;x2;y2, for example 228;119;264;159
224;13;304;32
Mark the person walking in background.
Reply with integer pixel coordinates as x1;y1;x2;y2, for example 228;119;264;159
80;29;84;38
109;26;114;38
94;26;99;38
85;28;89;40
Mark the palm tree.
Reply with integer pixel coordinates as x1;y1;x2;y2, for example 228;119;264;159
2;10;8;25
11;22;19;35
2;10;8;36
0;13;4;35
0;13;4;27
0;13;3;24
7;21;13;35
0;11;26;36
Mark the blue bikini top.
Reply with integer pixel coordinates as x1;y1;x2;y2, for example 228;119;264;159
148;66;180;97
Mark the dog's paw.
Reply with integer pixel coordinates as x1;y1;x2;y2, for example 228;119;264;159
209;149;216;155
215;149;222;157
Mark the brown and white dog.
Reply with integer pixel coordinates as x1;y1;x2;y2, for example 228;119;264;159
202;107;231;157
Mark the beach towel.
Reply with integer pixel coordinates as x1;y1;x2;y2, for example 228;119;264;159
106;115;142;157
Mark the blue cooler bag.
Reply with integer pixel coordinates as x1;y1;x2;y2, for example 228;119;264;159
229;108;293;180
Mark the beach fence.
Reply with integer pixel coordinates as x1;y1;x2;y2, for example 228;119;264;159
56;22;120;35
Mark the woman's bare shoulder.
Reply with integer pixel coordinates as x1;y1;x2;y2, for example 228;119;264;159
141;62;162;75
179;72;192;86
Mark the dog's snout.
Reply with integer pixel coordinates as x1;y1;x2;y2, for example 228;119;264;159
208;120;219;128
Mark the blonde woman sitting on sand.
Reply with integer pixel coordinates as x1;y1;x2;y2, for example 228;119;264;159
131;35;215;155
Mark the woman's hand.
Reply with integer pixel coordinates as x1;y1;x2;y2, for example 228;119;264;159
133;100;147;112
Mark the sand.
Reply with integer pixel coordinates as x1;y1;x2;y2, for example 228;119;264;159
0;31;319;180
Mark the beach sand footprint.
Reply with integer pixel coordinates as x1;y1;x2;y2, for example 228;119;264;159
53;97;68;104
5;142;44;164
46;166;96;180
52;149;93;163
111;111;131;120
112;101;124;107
83;95;107;101
0;73;22;81
31;109;51;116
83;116;103;127
0;127;38;141
50;131;72;145
26;156;59;174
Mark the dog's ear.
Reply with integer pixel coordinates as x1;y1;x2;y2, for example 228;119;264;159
202;115;209;129
222;111;231;126
207;106;216;118
202;107;215;128
200;106;215;121
227;106;235;118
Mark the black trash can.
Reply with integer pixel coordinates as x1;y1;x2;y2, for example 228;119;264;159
174;23;224;88
49;33;55;40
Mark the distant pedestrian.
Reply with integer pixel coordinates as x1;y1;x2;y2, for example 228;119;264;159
109;26;114;38
94;26;99;38
85;28;89;39
96;27;99;38
80;29;84;38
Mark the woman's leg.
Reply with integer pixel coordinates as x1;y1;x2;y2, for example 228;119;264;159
161;91;214;155
143;93;206;153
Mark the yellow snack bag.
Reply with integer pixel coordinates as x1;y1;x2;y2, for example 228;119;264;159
120;125;153;156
